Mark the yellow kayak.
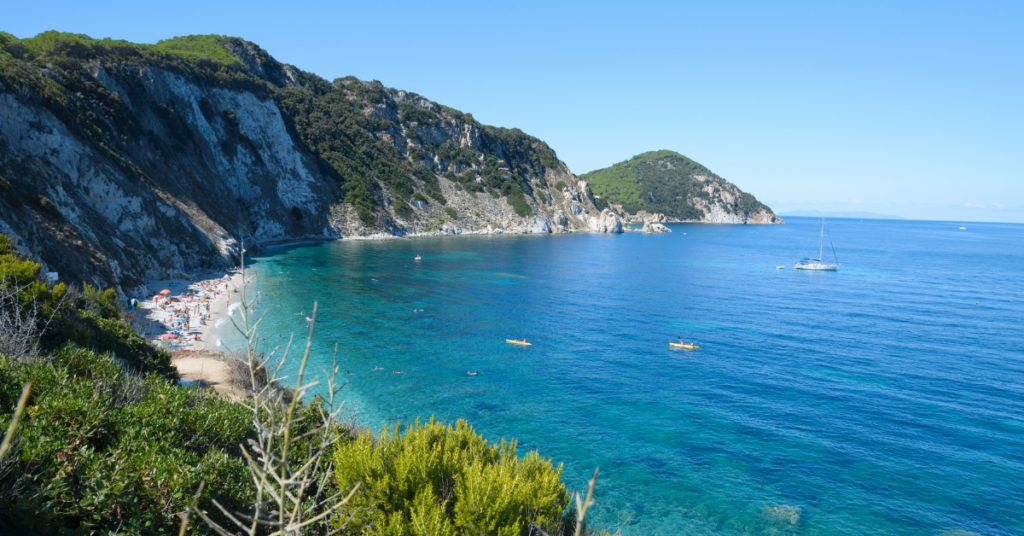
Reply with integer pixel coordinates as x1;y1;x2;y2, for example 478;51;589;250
670;342;699;349
506;339;532;346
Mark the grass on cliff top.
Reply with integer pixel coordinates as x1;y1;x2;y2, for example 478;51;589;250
0;30;242;65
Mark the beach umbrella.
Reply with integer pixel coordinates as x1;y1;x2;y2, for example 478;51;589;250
158;334;177;339
160;289;172;295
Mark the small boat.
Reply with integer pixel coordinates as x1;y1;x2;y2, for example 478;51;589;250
776;265;785;269
670;342;699;349
506;339;532;346
415;255;422;260
795;214;839;271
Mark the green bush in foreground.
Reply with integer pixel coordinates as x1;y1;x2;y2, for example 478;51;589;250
0;346;254;533
333;416;571;536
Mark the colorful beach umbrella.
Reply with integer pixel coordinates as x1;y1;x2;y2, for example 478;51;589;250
158;334;177;339
160;289;172;295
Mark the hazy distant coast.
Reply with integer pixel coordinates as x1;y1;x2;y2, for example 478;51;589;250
780;210;905;220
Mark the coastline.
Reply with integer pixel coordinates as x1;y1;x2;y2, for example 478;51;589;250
137;269;247;398
253;218;783;251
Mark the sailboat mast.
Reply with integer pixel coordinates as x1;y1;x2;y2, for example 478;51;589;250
819;215;824;261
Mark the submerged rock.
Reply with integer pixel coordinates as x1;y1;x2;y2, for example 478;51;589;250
760;505;802;525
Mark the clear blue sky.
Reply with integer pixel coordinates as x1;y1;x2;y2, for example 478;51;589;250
6;0;1022;222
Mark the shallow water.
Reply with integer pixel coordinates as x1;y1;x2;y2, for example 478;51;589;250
222;218;1024;535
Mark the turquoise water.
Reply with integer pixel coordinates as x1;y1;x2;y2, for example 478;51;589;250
222;218;1024;535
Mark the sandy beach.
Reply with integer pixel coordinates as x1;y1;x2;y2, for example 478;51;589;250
133;268;253;398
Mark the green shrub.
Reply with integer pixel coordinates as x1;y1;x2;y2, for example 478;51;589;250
394;198;413;220
81;283;121;319
70;310;176;378
0;239;67;320
411;192;429;205
1;238;172;378
554;181;566;191
0;346;253;533
333;417;569;536
424;180;446;205
398;102;439;126
409;147;425;163
358;206;375;226
506;190;534;217
445;207;458;219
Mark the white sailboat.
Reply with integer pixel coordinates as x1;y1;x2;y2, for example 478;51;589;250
959;221;966;230
795;215;839;271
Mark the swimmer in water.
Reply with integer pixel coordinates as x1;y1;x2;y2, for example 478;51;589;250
393;370;404;375
346;370;352;375
467;371;478;376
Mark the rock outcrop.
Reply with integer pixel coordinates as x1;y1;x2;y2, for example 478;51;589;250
627;210;669;224
587;209;625;234
640;222;671;233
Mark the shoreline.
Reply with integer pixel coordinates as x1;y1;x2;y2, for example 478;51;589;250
136;269;248;398
254;219;780;250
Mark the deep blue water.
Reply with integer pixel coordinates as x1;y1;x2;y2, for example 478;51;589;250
222;217;1024;535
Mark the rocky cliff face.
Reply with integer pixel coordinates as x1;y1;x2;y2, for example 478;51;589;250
0;33;619;296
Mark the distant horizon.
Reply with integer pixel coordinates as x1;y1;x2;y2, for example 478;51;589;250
777;212;1020;225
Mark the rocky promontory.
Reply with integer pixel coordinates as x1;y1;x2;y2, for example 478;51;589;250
581;150;783;224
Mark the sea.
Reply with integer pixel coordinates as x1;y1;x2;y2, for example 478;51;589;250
218;217;1024;535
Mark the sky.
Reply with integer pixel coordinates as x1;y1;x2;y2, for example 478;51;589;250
5;0;1023;222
